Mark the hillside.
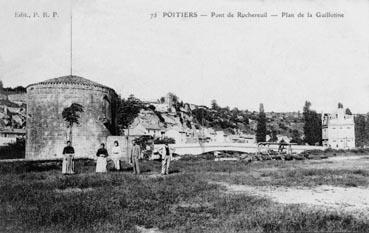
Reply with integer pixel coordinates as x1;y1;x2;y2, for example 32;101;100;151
0;87;305;143
118;93;305;143
0;83;27;133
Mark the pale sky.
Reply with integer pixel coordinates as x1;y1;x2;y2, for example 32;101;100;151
0;0;368;113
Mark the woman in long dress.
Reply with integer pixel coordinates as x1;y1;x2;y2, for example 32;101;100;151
62;141;75;175
111;141;121;170
96;143;109;173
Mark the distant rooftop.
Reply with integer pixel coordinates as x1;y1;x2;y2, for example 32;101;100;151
27;75;114;91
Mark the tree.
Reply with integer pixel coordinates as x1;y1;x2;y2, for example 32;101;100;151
192;108;208;127
167;92;178;104
364;113;369;146
290;129;303;145
148;105;156;111
2;85;26;93
154;137;176;145
127;94;140;103
133;135;155;159
256;103;267;142
354;115;366;148
269;129;278;142
303;101;322;145
278;122;288;130
117;95;145;131
62;103;84;144
134;135;154;149
243;116;249;125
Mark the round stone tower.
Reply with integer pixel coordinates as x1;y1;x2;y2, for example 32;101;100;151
26;75;118;159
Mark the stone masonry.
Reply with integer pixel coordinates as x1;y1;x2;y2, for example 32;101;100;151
26;75;118;159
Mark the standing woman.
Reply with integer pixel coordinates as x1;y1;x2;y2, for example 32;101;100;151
62;141;75;175
96;143;109;173
111;141;121;170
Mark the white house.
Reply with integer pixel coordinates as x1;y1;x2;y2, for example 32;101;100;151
124;124;148;137
215;131;228;143
322;105;355;149
277;135;291;143
165;128;187;143
203;128;216;142
146;126;163;137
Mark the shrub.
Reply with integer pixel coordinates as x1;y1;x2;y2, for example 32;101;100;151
179;153;215;161
154;137;175;145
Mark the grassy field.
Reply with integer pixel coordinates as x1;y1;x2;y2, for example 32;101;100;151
1;156;369;233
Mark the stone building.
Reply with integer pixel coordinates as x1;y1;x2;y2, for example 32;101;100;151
322;104;355;149
26;75;118;159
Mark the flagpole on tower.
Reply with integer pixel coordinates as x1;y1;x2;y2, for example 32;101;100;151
70;0;73;76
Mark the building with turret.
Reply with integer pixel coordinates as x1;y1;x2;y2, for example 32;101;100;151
322;104;355;149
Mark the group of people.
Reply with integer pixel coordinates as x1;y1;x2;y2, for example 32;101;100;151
61;140;174;176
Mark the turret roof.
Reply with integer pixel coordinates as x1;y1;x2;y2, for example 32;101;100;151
27;75;114;91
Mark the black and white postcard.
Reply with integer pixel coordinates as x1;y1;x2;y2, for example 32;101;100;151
0;0;369;232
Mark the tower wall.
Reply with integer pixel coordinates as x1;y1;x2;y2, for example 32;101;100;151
26;83;118;159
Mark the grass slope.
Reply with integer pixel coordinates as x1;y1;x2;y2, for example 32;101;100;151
1;158;369;232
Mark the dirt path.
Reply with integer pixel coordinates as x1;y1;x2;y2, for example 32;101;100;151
307;155;369;169
214;181;369;217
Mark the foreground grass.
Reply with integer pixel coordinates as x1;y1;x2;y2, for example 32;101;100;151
1;158;369;232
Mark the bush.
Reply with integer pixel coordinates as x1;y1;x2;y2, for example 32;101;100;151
154;137;175;145
134;135;154;150
179;153;215;161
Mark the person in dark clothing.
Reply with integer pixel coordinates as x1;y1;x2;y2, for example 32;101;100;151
96;143;109;173
62;141;75;174
130;141;141;175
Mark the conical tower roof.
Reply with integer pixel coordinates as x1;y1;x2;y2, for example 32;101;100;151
27;75;114;91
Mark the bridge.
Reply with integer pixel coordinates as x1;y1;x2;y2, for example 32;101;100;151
154;143;324;156
0;142;323;163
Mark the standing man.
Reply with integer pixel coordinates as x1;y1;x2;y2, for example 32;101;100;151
62;141;75;175
160;143;174;175
130;140;141;175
